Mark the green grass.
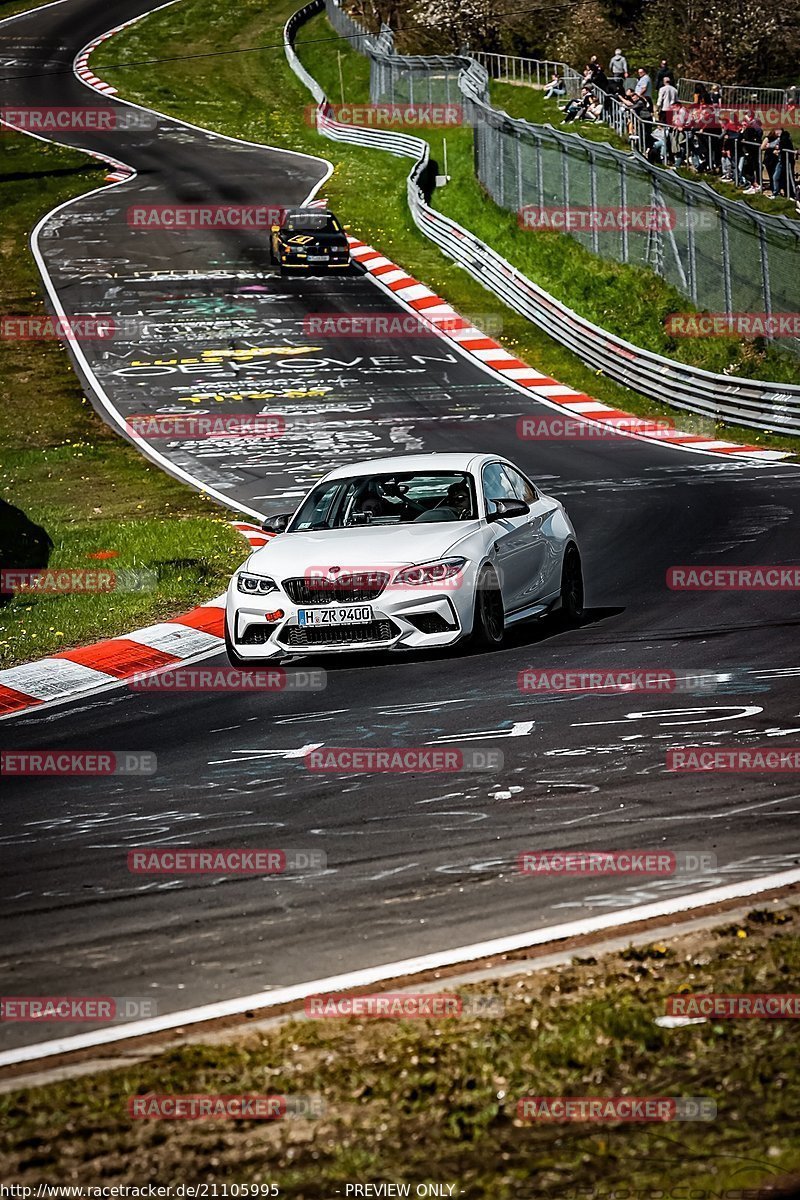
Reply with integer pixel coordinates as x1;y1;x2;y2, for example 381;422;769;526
0;0;53;19
489;79;630;150
91;0;800;464
1;908;798;1193
0;132;248;667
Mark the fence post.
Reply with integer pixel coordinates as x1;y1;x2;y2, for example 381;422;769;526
759;223;773;345
588;146;599;256
517;127;524;213
620;160;629;263
685;195;698;304
536;136;544;207
719;209;733;315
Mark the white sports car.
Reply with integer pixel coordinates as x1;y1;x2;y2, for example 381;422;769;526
225;453;583;662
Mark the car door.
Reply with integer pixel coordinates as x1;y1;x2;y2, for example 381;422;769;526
481;462;534;611
503;465;562;603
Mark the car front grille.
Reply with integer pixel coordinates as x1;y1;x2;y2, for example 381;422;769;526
283;574;389;604
280;620;397;648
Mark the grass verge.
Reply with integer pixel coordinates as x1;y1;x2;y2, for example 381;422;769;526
90;0;800;459
0;131;247;668
1;905;798;1192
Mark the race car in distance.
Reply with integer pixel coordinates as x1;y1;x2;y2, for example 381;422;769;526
270;207;351;273
225;453;583;663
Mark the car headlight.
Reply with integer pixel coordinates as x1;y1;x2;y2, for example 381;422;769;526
392;558;467;587
236;572;278;595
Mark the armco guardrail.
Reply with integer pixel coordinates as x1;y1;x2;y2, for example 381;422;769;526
285;1;800;436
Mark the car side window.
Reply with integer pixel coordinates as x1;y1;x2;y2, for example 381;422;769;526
504;466;539;504
482;463;518;515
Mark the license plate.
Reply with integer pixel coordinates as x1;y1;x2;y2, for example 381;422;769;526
297;606;372;626
307;254;328;262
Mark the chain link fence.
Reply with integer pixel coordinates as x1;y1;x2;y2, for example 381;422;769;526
287;1;800;429
677;79;790;107
472;51;583;99
355;25;800;358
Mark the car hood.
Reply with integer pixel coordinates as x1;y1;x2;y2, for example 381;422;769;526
244;522;482;577
281;231;348;247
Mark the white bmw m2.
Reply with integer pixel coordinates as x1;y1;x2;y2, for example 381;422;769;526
225;453;583;662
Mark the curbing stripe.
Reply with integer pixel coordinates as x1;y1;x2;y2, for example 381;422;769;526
0;525;267;722
347;236;789;461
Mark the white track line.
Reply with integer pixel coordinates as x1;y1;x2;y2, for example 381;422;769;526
2;868;798;1067
1;0;335;523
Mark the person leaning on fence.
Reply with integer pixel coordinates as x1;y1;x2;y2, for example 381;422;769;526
621;87;654;152
764;127;796;199
544;71;566;99
685;104;722;173
740;115;764;193
720;116;742;183
669;101;691;167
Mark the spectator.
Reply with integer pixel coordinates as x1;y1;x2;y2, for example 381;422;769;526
740;115;764;192
609;48;628;85
544;71;566;99
584;58;608;92
670;102;691;167
709;82;723;105
720;116;742;183
765;127;795;198
657;75;678;121
691;104;722;172
562;86;594;123
634;68;652;97
655;59;672;90
585;95;605;121
622;87;653;151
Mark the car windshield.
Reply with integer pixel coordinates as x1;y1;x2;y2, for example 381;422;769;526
283;213;341;233
289;472;478;531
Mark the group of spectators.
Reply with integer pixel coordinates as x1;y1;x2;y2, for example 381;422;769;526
543;54;798;202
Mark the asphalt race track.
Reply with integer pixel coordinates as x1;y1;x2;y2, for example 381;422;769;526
1;0;800;1056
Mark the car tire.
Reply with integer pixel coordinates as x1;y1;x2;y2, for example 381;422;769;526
556;544;584;625
470;566;505;649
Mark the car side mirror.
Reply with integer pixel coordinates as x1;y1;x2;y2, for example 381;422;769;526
486;498;529;522
261;512;291;534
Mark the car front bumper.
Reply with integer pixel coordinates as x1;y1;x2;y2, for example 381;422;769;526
225;581;472;658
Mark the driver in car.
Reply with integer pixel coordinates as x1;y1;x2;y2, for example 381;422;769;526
445;480;472;519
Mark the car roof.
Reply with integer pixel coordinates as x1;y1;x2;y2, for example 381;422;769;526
283;208;334;219
321;453;497;481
